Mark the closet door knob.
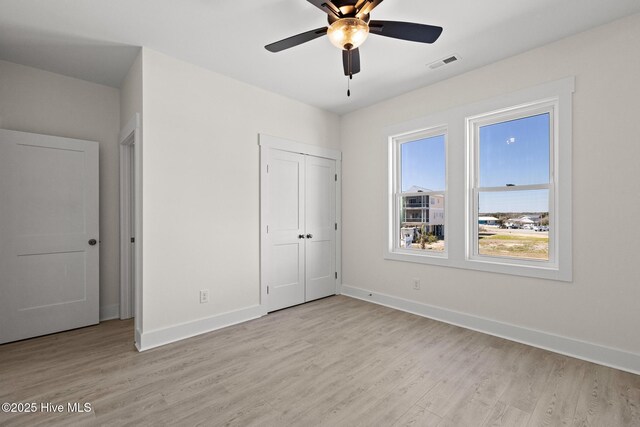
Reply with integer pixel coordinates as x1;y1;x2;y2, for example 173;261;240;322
298;234;305;239
306;234;313;239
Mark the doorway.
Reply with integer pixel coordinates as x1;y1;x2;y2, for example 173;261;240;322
259;134;342;312
119;114;141;325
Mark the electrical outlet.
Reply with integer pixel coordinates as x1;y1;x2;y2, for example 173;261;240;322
200;289;209;304
413;278;421;290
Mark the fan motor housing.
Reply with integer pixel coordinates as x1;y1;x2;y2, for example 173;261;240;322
327;1;370;24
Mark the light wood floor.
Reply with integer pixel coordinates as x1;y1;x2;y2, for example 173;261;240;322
1;296;639;426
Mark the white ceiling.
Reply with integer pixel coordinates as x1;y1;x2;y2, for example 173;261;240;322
1;1;639;115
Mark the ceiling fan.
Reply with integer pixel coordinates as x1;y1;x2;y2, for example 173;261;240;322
265;0;443;95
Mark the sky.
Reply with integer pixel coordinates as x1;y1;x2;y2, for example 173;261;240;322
401;113;550;213
479;113;550;187
478;189;549;214
401;134;445;192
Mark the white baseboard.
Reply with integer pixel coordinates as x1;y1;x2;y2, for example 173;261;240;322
341;285;640;375
99;304;120;321
137;305;267;351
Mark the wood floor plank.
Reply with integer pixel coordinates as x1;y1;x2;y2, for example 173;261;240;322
0;295;638;427
571;363;640;426
342;368;439;426
481;401;530;426
414;333;495;416
613;370;640;426
526;356;584;426
496;345;558;413
430;336;525;426
392;404;443;427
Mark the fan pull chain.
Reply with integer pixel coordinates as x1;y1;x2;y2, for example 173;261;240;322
347;49;353;97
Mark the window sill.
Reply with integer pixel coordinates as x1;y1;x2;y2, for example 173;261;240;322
385;250;449;266
384;250;571;282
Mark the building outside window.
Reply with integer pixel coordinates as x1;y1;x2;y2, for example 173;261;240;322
394;130;446;253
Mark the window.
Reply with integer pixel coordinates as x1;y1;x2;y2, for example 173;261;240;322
469;105;555;266
390;128;446;256
385;77;573;281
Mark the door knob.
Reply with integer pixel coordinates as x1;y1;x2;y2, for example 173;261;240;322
88;239;97;246
306;234;313;239
298;234;305;239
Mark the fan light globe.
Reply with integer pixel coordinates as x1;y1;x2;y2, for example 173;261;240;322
327;18;369;50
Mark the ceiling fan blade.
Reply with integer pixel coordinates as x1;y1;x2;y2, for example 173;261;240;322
356;0;384;18
306;0;342;18
369;20;443;44
265;27;328;53
342;48;361;76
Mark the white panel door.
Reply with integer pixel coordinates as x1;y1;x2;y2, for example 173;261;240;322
263;147;337;312
304;155;336;301
265;150;305;312
0;129;99;344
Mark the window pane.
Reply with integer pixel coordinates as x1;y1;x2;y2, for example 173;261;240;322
479;113;550;187
401;134;445;192
478;190;549;260
400;194;445;252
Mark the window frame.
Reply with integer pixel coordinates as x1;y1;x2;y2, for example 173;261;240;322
388;125;449;261
384;77;573;281
467;100;557;268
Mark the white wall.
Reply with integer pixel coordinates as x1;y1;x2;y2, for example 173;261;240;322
340;13;640;358
0;60;122;318
120;50;142;128
138;48;340;341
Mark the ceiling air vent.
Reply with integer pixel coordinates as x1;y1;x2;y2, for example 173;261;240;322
428;54;460;70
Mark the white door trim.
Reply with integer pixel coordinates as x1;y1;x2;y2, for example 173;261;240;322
259;134;342;161
119;114;142;325
258;134;342;310
335;158;343;293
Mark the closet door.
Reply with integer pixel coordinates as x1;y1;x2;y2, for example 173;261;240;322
264;150;306;312
262;147;337;312
304;155;336;301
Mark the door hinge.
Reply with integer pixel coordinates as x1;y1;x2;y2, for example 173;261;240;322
267;286;269;295
266;164;269;173
335;272;338;279
130;237;135;243
335;173;337;182
266;225;269;234
335;223;337;231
